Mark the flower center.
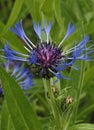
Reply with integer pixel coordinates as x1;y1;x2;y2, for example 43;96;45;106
36;42;62;68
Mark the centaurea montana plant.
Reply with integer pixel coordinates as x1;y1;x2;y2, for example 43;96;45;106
1;20;94;130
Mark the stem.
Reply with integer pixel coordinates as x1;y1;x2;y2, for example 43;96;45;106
74;61;86;122
42;78;62;130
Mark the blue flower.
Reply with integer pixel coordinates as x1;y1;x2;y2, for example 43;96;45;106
3;61;33;90
1;20;94;81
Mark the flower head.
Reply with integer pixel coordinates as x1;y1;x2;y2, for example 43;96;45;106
1;20;94;81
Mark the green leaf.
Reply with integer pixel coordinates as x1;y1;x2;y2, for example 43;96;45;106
0;67;41;130
83;66;94;88
69;123;94;130
0;22;4;34
53;0;64;27
41;0;54;21
66;61;81;98
25;0;44;22
1;100;15;130
60;0;77;22
78;104;94;119
2;0;24;34
72;0;85;20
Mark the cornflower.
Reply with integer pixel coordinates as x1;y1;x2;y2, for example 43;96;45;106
1;20;94;81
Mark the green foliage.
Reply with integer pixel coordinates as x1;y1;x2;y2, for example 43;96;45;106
69;124;94;130
1;100;15;130
2;0;24;34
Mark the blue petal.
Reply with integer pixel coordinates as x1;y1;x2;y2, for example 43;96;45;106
14;66;26;78
64;22;75;40
0;87;3;94
77;50;94;61
56;73;70;80
68;36;92;64
55;62;66;71
19;75;33;90
44;21;52;41
15;65;33;90
33;23;42;40
77;36;90;48
49;68;70;83
55;63;63;71
10;19;26;40
67;59;76;66
11;64;21;76
3;44;28;62
16;70;28;81
28;50;37;64
59;22;75;47
53;72;70;84
4;61;33;90
10;20;35;49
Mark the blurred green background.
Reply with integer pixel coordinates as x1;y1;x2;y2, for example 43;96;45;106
0;0;94;125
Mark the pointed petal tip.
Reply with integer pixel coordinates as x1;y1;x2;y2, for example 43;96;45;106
33;23;42;40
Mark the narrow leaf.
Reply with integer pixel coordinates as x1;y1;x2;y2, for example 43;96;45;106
69;123;94;130
2;0;24;33
1;100;15;130
0;67;41;130
83;66;94;88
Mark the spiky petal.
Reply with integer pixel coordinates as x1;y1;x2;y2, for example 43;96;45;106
33;23;42;41
10;19;26;40
44;21;52;43
58;22;75;47
10;20;35;49
2;44;29;62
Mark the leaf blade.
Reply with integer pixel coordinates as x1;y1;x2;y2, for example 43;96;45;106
0;67;41;130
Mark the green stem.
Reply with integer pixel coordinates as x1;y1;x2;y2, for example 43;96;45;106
42;78;62;130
